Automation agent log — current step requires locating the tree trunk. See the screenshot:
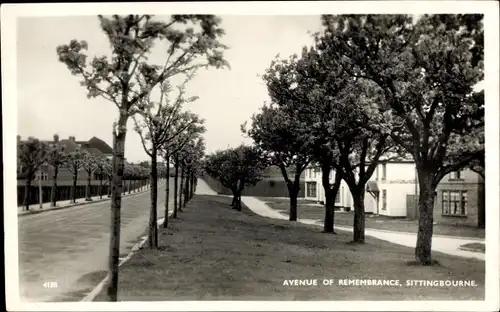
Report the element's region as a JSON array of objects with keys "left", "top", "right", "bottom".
[
  {"left": 287, "top": 182, "right": 299, "bottom": 222},
  {"left": 99, "top": 177, "right": 103, "bottom": 199},
  {"left": 148, "top": 148, "right": 158, "bottom": 249},
  {"left": 128, "top": 179, "right": 131, "bottom": 194},
  {"left": 50, "top": 167, "right": 59, "bottom": 207},
  {"left": 415, "top": 168, "right": 437, "bottom": 265},
  {"left": 236, "top": 190, "right": 242, "bottom": 211},
  {"left": 106, "top": 115, "right": 128, "bottom": 302},
  {"left": 231, "top": 185, "right": 238, "bottom": 208},
  {"left": 71, "top": 172, "right": 78, "bottom": 204},
  {"left": 163, "top": 155, "right": 170, "bottom": 228},
  {"left": 324, "top": 168, "right": 342, "bottom": 234},
  {"left": 179, "top": 167, "right": 185, "bottom": 211},
  {"left": 108, "top": 179, "right": 112, "bottom": 197},
  {"left": 351, "top": 186, "right": 366, "bottom": 243},
  {"left": 173, "top": 157, "right": 179, "bottom": 218},
  {"left": 24, "top": 179, "right": 31, "bottom": 211},
  {"left": 86, "top": 172, "right": 91, "bottom": 201},
  {"left": 190, "top": 174, "right": 195, "bottom": 199},
  {"left": 184, "top": 170, "right": 189, "bottom": 206}
]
